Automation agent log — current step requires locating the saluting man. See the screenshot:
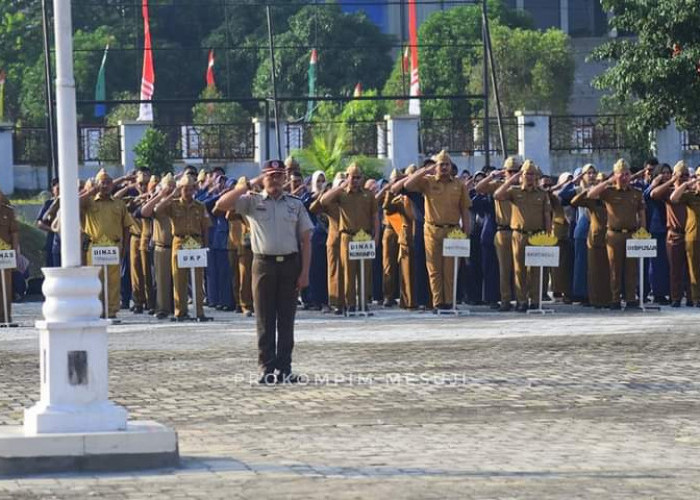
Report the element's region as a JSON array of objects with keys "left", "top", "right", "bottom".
[
  {"left": 215, "top": 160, "right": 313, "bottom": 384},
  {"left": 155, "top": 174, "right": 212, "bottom": 321},
  {"left": 404, "top": 150, "right": 471, "bottom": 311},
  {"left": 588, "top": 159, "right": 645, "bottom": 309},
  {"left": 80, "top": 169, "right": 137, "bottom": 319}
]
